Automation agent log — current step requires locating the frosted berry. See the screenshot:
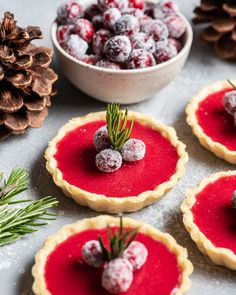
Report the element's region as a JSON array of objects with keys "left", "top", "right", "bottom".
[
  {"left": 82, "top": 54, "right": 98, "bottom": 65},
  {"left": 85, "top": 4, "right": 101, "bottom": 20},
  {"left": 94, "top": 125, "right": 110, "bottom": 152},
  {"left": 121, "top": 138, "right": 146, "bottom": 161},
  {"left": 57, "top": 1, "right": 84, "bottom": 24},
  {"left": 140, "top": 15, "right": 153, "bottom": 30},
  {"left": 57, "top": 25, "right": 73, "bottom": 45},
  {"left": 82, "top": 240, "right": 104, "bottom": 268},
  {"left": 74, "top": 18, "right": 94, "bottom": 42},
  {"left": 114, "top": 15, "right": 140, "bottom": 36},
  {"left": 96, "top": 149, "right": 122, "bottom": 173},
  {"left": 96, "top": 59, "right": 122, "bottom": 69},
  {"left": 129, "top": 0, "right": 145, "bottom": 10},
  {"left": 153, "top": 1, "right": 178, "bottom": 20},
  {"left": 122, "top": 8, "right": 144, "bottom": 19},
  {"left": 232, "top": 191, "right": 236, "bottom": 209},
  {"left": 66, "top": 34, "right": 88, "bottom": 59},
  {"left": 154, "top": 41, "right": 177, "bottom": 63},
  {"left": 223, "top": 90, "right": 236, "bottom": 116},
  {"left": 105, "top": 35, "right": 132, "bottom": 63},
  {"left": 98, "top": 0, "right": 128, "bottom": 11},
  {"left": 103, "top": 8, "right": 122, "bottom": 30},
  {"left": 143, "top": 19, "right": 169, "bottom": 41},
  {"left": 130, "top": 32, "right": 155, "bottom": 53},
  {"left": 127, "top": 49, "right": 155, "bottom": 69},
  {"left": 165, "top": 16, "right": 186, "bottom": 38},
  {"left": 168, "top": 37, "right": 182, "bottom": 52},
  {"left": 93, "top": 29, "right": 112, "bottom": 56},
  {"left": 102, "top": 258, "right": 133, "bottom": 293},
  {"left": 92, "top": 14, "right": 104, "bottom": 31},
  {"left": 123, "top": 241, "right": 148, "bottom": 271}
]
